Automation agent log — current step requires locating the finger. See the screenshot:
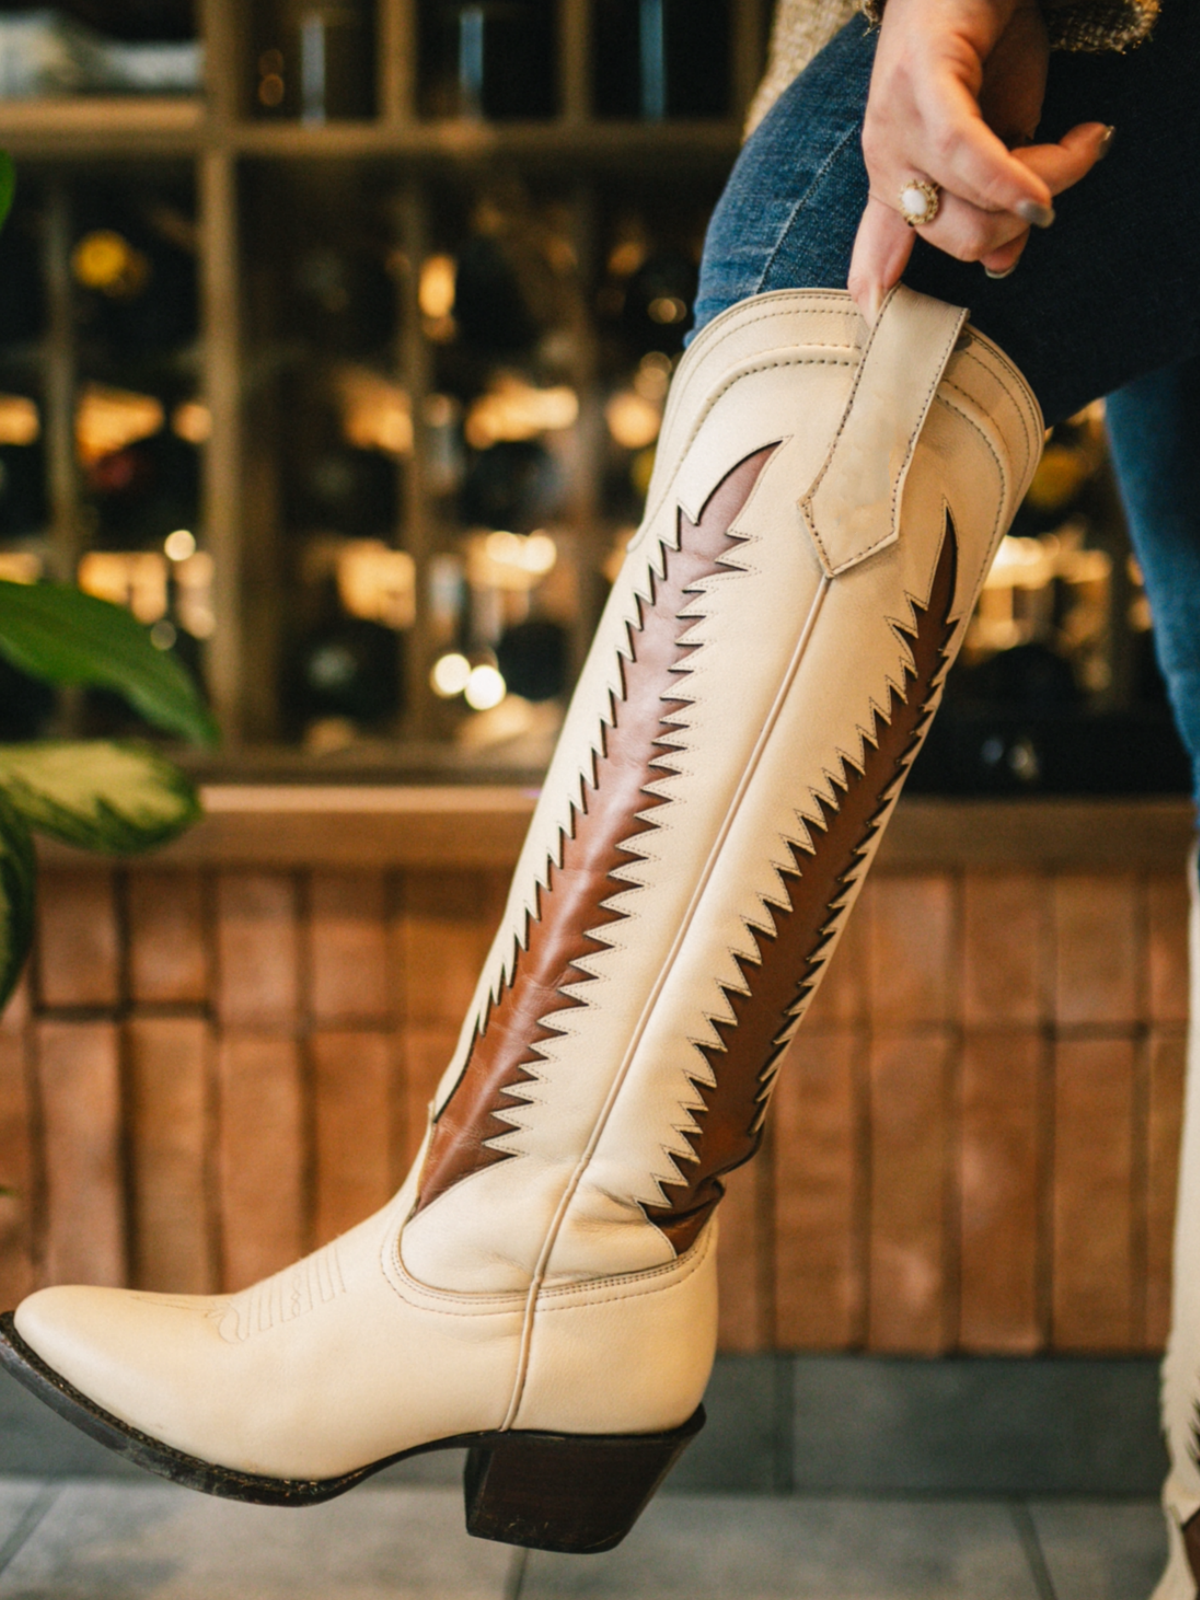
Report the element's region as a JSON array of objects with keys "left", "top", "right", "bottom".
[
  {"left": 887, "top": 188, "right": 1031, "bottom": 264},
  {"left": 1015, "top": 122, "right": 1112, "bottom": 198},
  {"left": 848, "top": 196, "right": 914, "bottom": 325},
  {"left": 980, "top": 230, "right": 1030, "bottom": 279},
  {"left": 904, "top": 73, "right": 1056, "bottom": 218}
]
